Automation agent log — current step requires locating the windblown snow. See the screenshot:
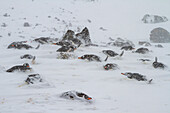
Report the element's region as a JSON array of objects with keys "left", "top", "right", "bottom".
[{"left": 0, "top": 0, "right": 170, "bottom": 113}]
